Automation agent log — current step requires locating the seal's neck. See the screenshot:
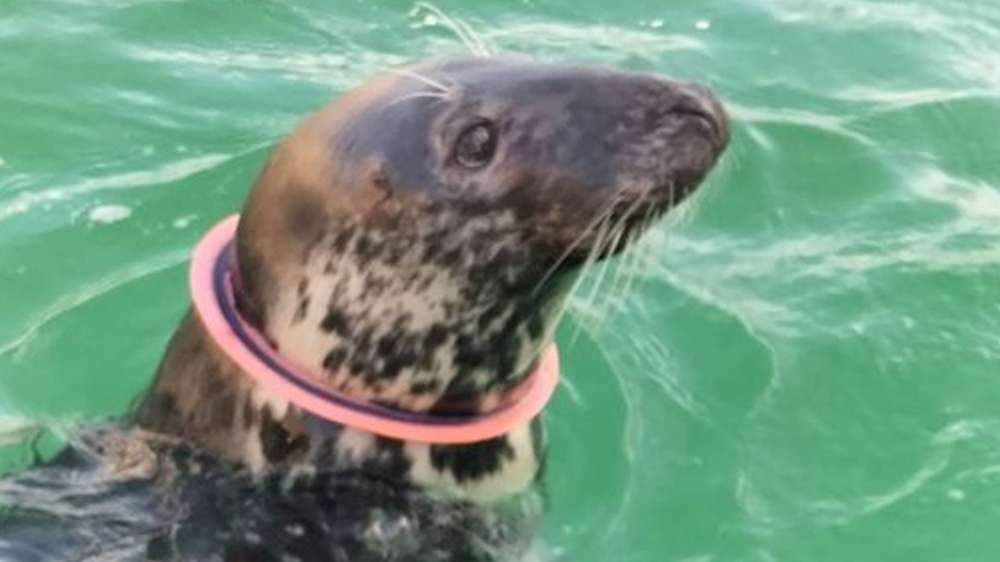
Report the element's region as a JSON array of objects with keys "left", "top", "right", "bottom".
[{"left": 238, "top": 210, "right": 573, "bottom": 418}]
